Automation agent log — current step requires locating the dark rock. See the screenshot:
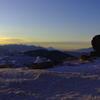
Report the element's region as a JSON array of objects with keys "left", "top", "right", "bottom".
[
  {"left": 89, "top": 51, "right": 100, "bottom": 57},
  {"left": 28, "top": 62, "right": 54, "bottom": 69},
  {"left": 91, "top": 35, "right": 100, "bottom": 51},
  {"left": 79, "top": 35, "right": 100, "bottom": 60},
  {"left": 52, "top": 60, "right": 63, "bottom": 65}
]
